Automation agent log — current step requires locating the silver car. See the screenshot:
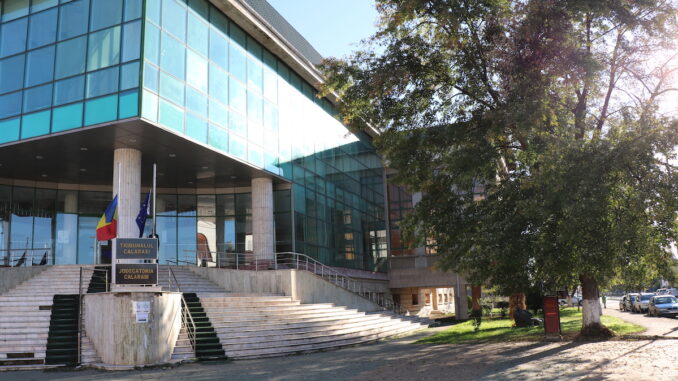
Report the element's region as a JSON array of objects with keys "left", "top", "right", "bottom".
[
  {"left": 648, "top": 296, "right": 678, "bottom": 317},
  {"left": 632, "top": 293, "right": 654, "bottom": 313}
]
